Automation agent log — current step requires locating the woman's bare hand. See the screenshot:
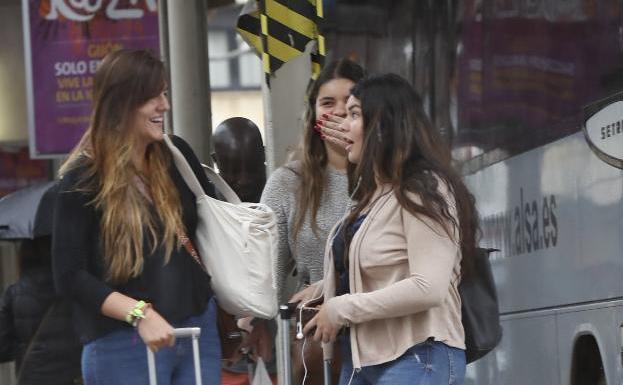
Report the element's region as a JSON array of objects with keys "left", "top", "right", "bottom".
[
  {"left": 316, "top": 114, "right": 351, "bottom": 149},
  {"left": 303, "top": 305, "right": 340, "bottom": 343},
  {"left": 289, "top": 284, "right": 321, "bottom": 305},
  {"left": 137, "top": 307, "right": 175, "bottom": 353}
]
